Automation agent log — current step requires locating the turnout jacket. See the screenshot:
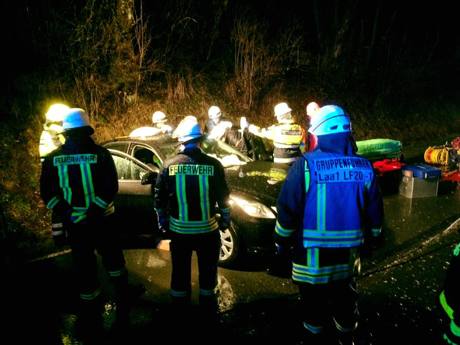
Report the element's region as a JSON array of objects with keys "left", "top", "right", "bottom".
[
  {"left": 154, "top": 146, "right": 230, "bottom": 234},
  {"left": 440, "top": 243, "right": 460, "bottom": 323},
  {"left": 40, "top": 135, "right": 118, "bottom": 224},
  {"left": 263, "top": 120, "right": 303, "bottom": 163},
  {"left": 275, "top": 133, "right": 383, "bottom": 249}
]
